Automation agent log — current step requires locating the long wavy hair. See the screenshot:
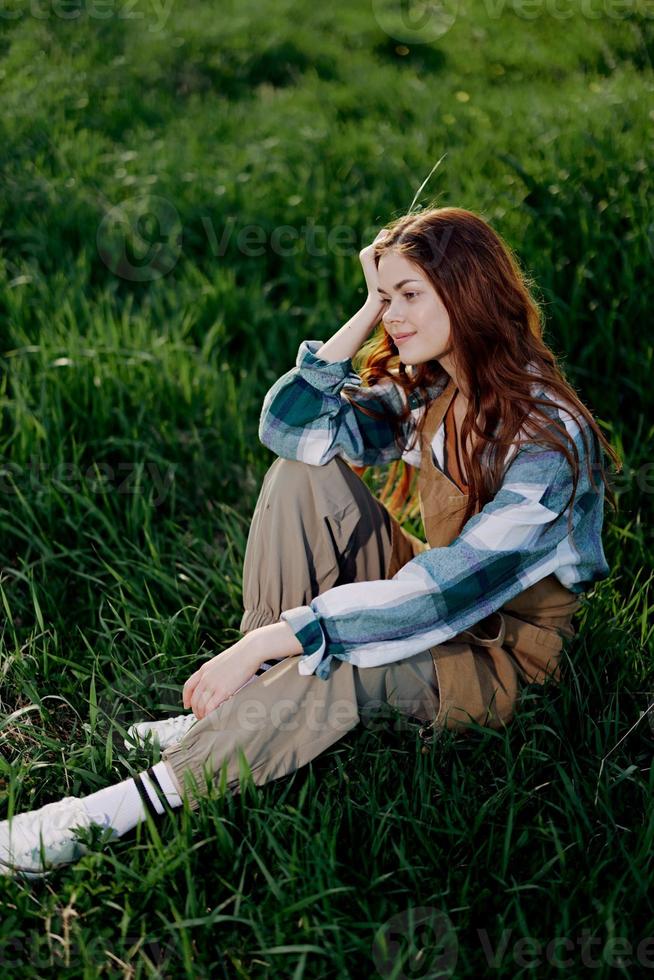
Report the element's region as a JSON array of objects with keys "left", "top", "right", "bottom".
[{"left": 343, "top": 206, "right": 622, "bottom": 536}]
